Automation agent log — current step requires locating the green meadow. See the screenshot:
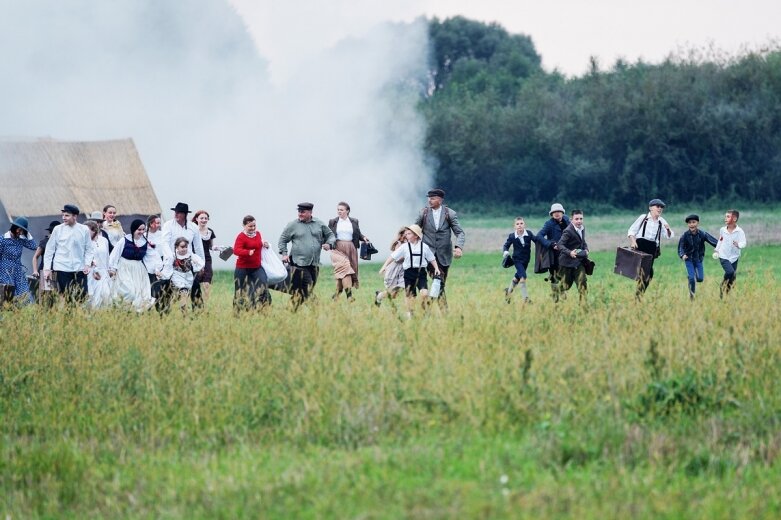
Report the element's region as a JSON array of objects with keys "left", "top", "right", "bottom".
[{"left": 2, "top": 244, "right": 781, "bottom": 518}]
